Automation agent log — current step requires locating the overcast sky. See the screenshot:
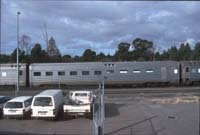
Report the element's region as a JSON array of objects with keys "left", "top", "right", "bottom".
[{"left": 1, "top": 0, "right": 200, "bottom": 56}]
